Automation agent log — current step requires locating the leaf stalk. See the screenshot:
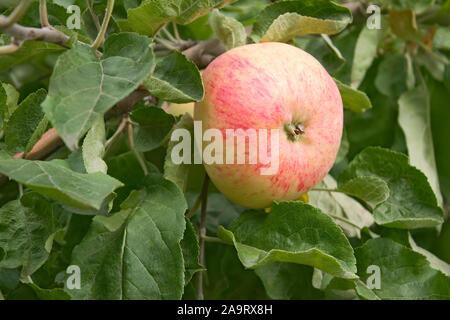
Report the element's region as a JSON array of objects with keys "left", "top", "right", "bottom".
[
  {"left": 91, "top": 0, "right": 115, "bottom": 50},
  {"left": 196, "top": 174, "right": 210, "bottom": 300}
]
